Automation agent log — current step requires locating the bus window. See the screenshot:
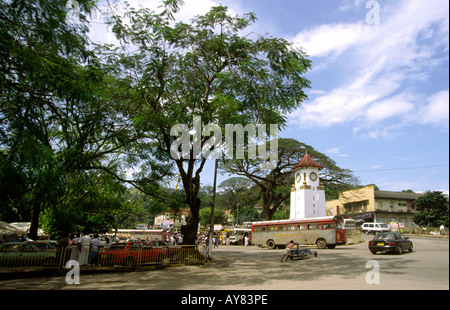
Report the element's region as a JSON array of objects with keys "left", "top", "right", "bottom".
[
  {"left": 288, "top": 224, "right": 297, "bottom": 231},
  {"left": 253, "top": 226, "right": 261, "bottom": 233},
  {"left": 307, "top": 223, "right": 317, "bottom": 230},
  {"left": 322, "top": 223, "right": 335, "bottom": 230},
  {"left": 270, "top": 225, "right": 278, "bottom": 231},
  {"left": 297, "top": 224, "right": 307, "bottom": 230},
  {"left": 262, "top": 226, "right": 269, "bottom": 232},
  {"left": 279, "top": 225, "right": 287, "bottom": 231}
]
